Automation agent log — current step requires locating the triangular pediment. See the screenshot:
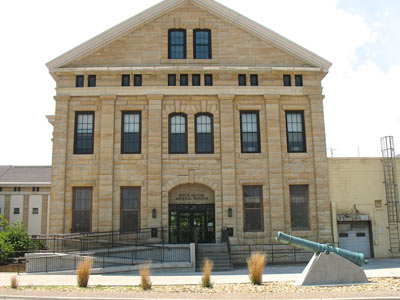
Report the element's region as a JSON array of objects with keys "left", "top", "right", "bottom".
[{"left": 47, "top": 0, "right": 331, "bottom": 71}]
